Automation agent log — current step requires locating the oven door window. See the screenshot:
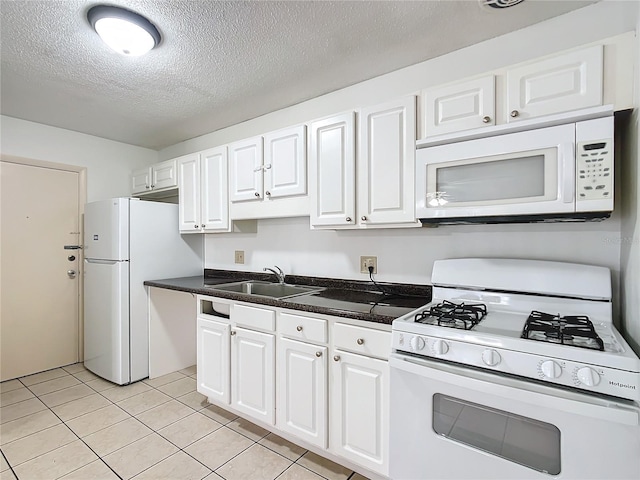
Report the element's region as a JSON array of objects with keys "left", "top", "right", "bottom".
[
  {"left": 433, "top": 394, "right": 561, "bottom": 475},
  {"left": 427, "top": 147, "right": 558, "bottom": 207}
]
